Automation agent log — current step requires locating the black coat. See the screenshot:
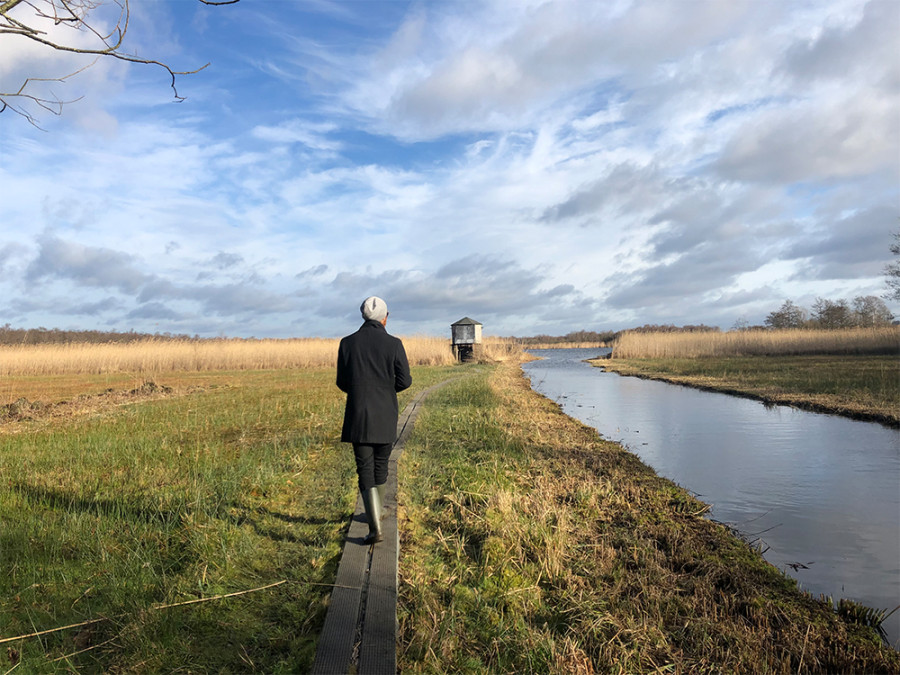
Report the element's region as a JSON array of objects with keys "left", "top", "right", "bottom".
[{"left": 336, "top": 320, "right": 412, "bottom": 444}]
